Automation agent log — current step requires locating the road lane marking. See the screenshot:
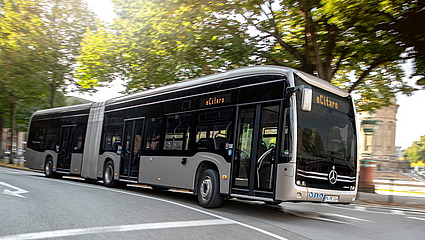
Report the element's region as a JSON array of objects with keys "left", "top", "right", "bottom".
[
  {"left": 407, "top": 216, "right": 425, "bottom": 221},
  {"left": 390, "top": 210, "right": 405, "bottom": 215},
  {"left": 28, "top": 176, "right": 288, "bottom": 240},
  {"left": 326, "top": 213, "right": 371, "bottom": 222},
  {"left": 286, "top": 210, "right": 371, "bottom": 224},
  {"left": 354, "top": 206, "right": 366, "bottom": 211},
  {"left": 0, "top": 182, "right": 29, "bottom": 198},
  {"left": 327, "top": 204, "right": 414, "bottom": 216},
  {"left": 286, "top": 210, "right": 351, "bottom": 224},
  {"left": 0, "top": 219, "right": 234, "bottom": 240},
  {"left": 0, "top": 168, "right": 27, "bottom": 174}
]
